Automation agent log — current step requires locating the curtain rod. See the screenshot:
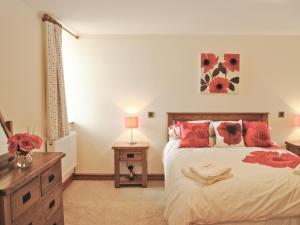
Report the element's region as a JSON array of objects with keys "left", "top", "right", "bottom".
[{"left": 42, "top": 14, "right": 79, "bottom": 39}]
